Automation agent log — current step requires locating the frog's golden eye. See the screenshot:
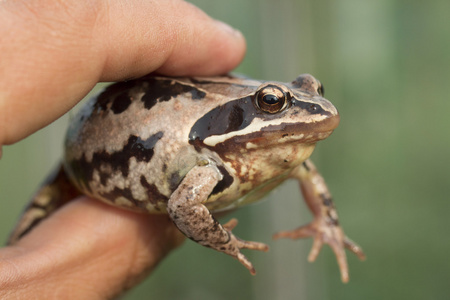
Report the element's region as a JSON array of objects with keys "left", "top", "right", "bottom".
[
  {"left": 255, "top": 85, "right": 289, "bottom": 114},
  {"left": 317, "top": 82, "right": 324, "bottom": 96}
]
